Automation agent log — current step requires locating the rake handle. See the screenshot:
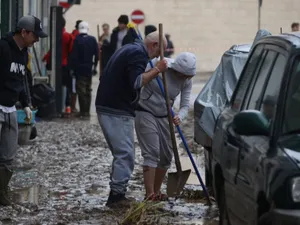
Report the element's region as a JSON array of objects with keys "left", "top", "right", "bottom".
[{"left": 159, "top": 24, "right": 182, "bottom": 173}]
